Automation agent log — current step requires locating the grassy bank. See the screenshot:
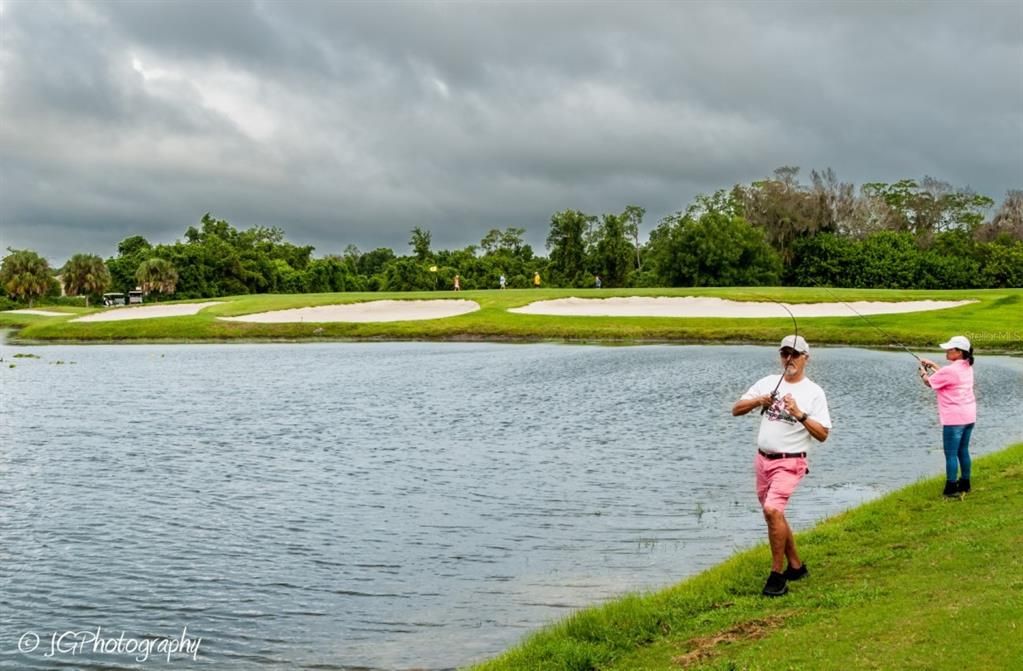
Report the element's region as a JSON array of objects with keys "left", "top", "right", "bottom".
[
  {"left": 2, "top": 287, "right": 1021, "bottom": 352},
  {"left": 471, "top": 443, "right": 1023, "bottom": 671}
]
